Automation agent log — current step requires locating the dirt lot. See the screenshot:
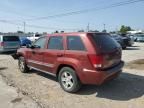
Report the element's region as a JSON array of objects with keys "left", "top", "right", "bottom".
[
  {"left": 0, "top": 42, "right": 144, "bottom": 108},
  {"left": 125, "top": 59, "right": 144, "bottom": 70},
  {"left": 0, "top": 75, "right": 40, "bottom": 108}
]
